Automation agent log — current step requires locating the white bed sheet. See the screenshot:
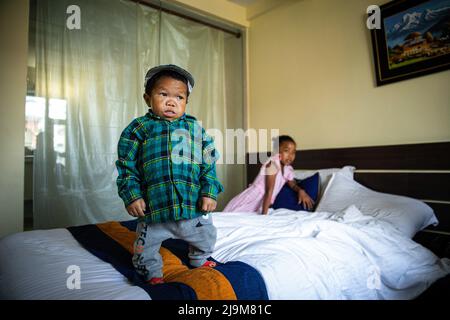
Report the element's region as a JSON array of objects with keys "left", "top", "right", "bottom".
[
  {"left": 0, "top": 229, "right": 150, "bottom": 300},
  {"left": 212, "top": 207, "right": 450, "bottom": 300},
  {"left": 1, "top": 207, "right": 449, "bottom": 300}
]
